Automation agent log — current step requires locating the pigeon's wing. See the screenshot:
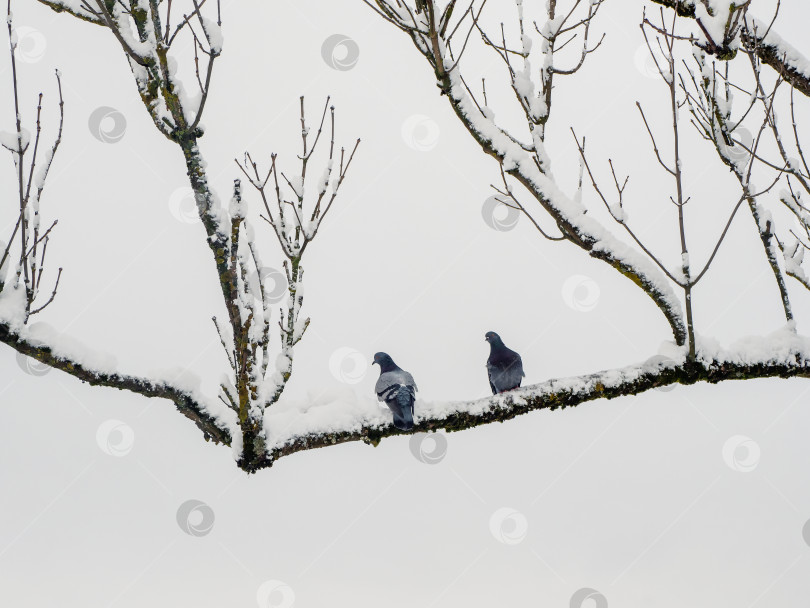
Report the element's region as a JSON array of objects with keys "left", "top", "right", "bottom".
[
  {"left": 501, "top": 352, "right": 524, "bottom": 390},
  {"left": 376, "top": 369, "right": 414, "bottom": 394},
  {"left": 403, "top": 371, "right": 418, "bottom": 392},
  {"left": 387, "top": 387, "right": 415, "bottom": 430},
  {"left": 376, "top": 369, "right": 416, "bottom": 430},
  {"left": 486, "top": 361, "right": 498, "bottom": 394},
  {"left": 488, "top": 352, "right": 523, "bottom": 392},
  {"left": 375, "top": 371, "right": 396, "bottom": 400},
  {"left": 376, "top": 369, "right": 416, "bottom": 400}
]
